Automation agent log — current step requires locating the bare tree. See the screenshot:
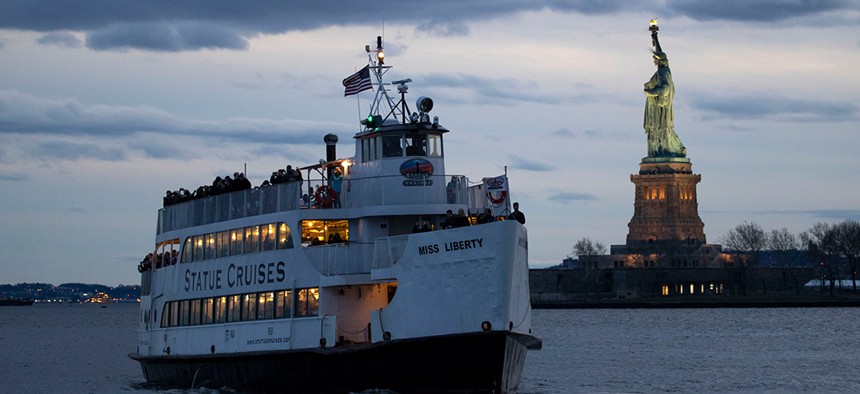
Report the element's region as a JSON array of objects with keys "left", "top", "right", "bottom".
[
  {"left": 720, "top": 221, "right": 766, "bottom": 294},
  {"left": 831, "top": 220, "right": 860, "bottom": 292},
  {"left": 768, "top": 227, "right": 802, "bottom": 294},
  {"left": 801, "top": 222, "right": 839, "bottom": 296},
  {"left": 570, "top": 237, "right": 607, "bottom": 258}
]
